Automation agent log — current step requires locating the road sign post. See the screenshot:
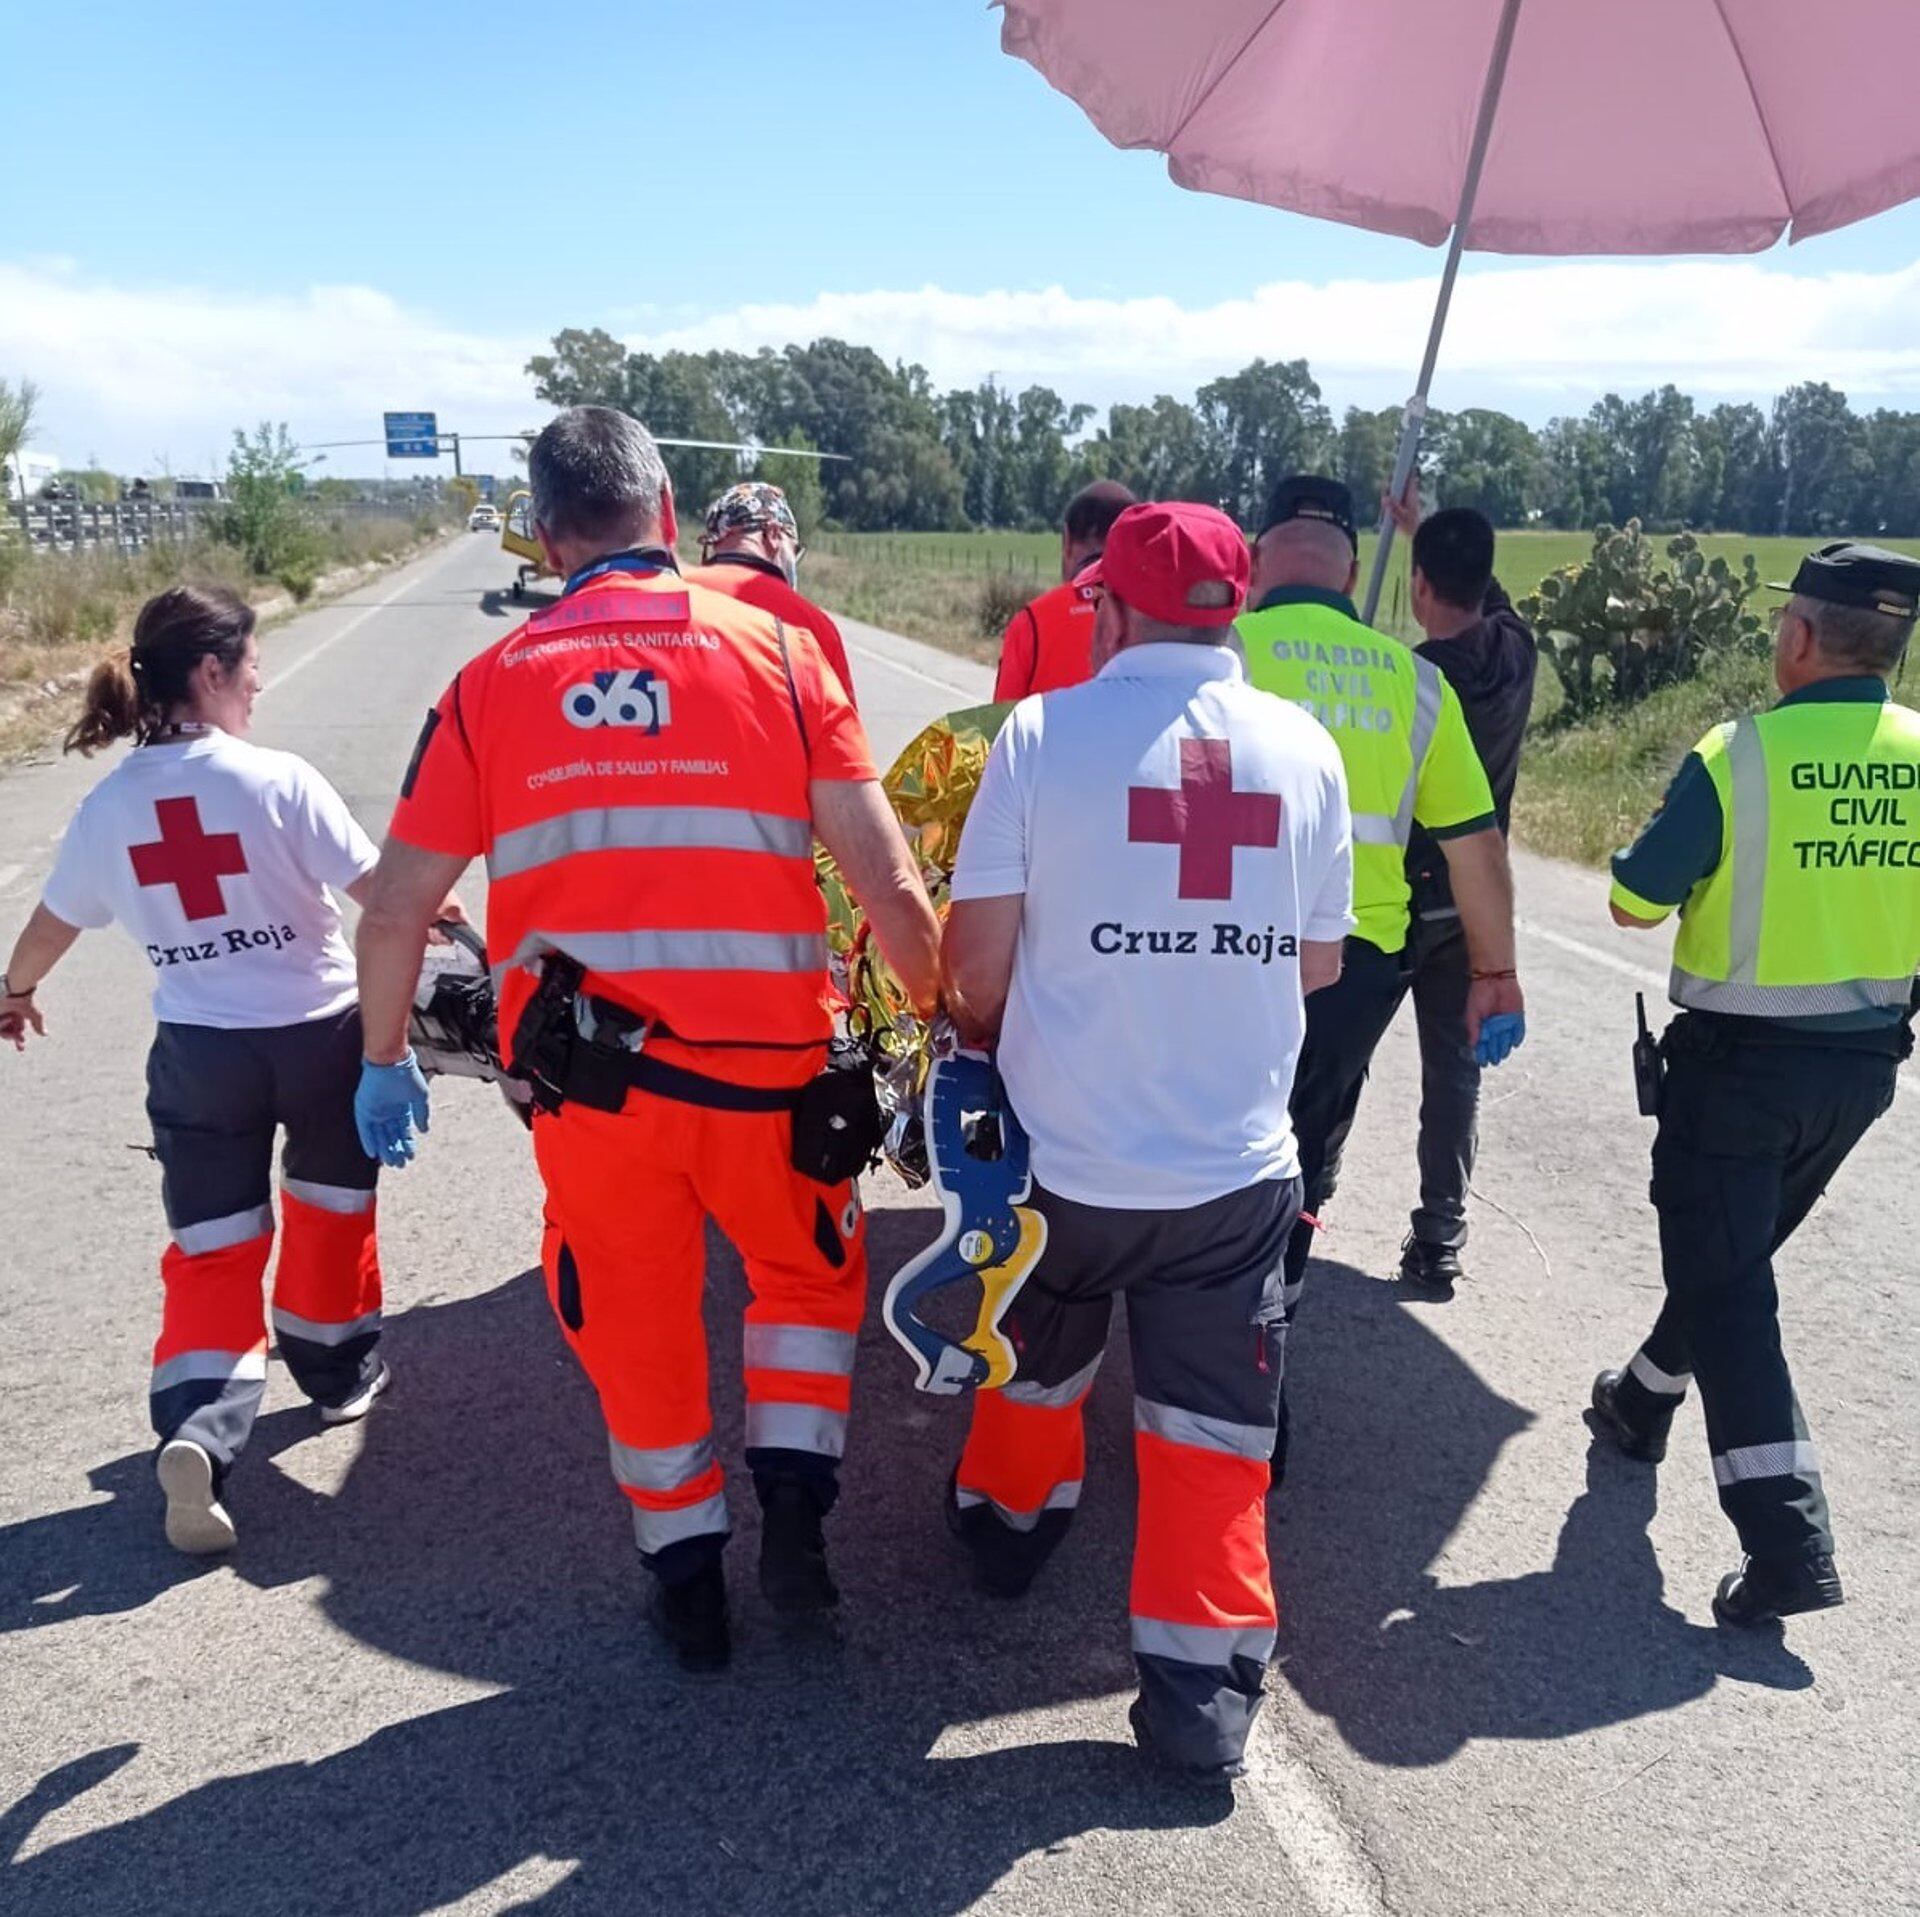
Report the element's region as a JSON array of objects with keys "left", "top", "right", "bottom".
[{"left": 383, "top": 411, "right": 439, "bottom": 459}]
